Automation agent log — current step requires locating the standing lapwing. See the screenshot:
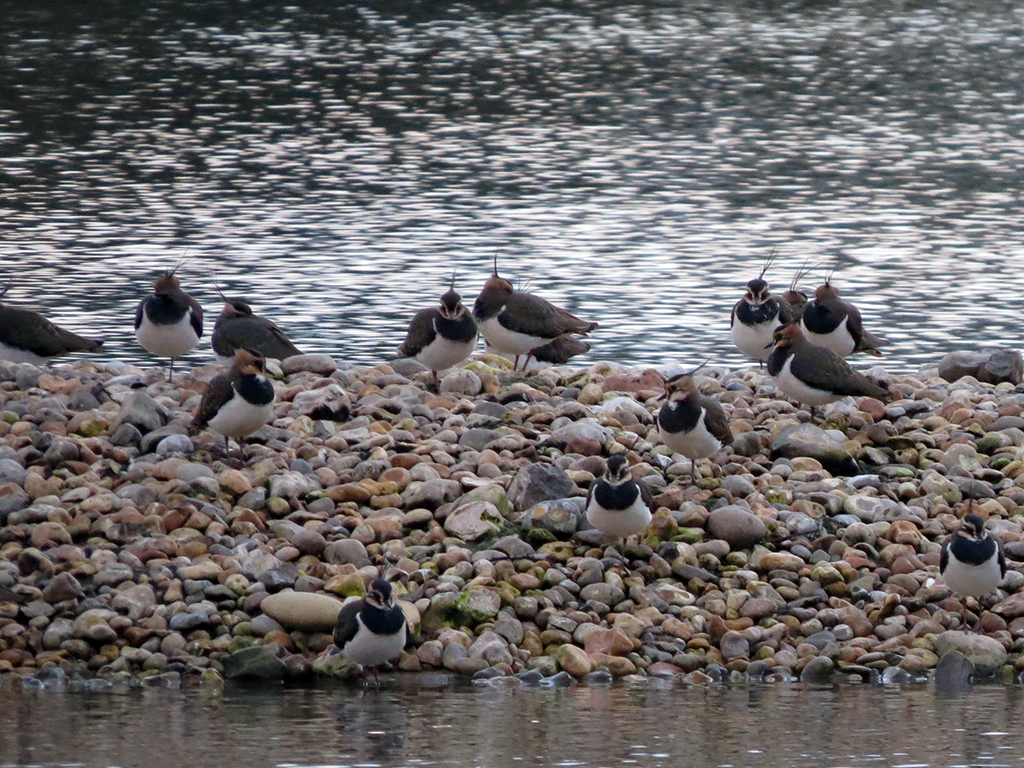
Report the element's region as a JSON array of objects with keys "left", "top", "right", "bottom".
[
  {"left": 135, "top": 264, "right": 203, "bottom": 381},
  {"left": 766, "top": 323, "right": 888, "bottom": 418},
  {"left": 211, "top": 289, "right": 303, "bottom": 366},
  {"left": 657, "top": 364, "right": 733, "bottom": 484},
  {"left": 730, "top": 252, "right": 798, "bottom": 368},
  {"left": 473, "top": 256, "right": 597, "bottom": 371},
  {"left": 332, "top": 578, "right": 408, "bottom": 685},
  {"left": 398, "top": 276, "right": 478, "bottom": 384},
  {"left": 800, "top": 271, "right": 889, "bottom": 357},
  {"left": 0, "top": 279, "right": 102, "bottom": 365},
  {"left": 585, "top": 455, "right": 654, "bottom": 547},
  {"left": 192, "top": 349, "right": 275, "bottom": 454},
  {"left": 941, "top": 512, "right": 1006, "bottom": 632}
]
